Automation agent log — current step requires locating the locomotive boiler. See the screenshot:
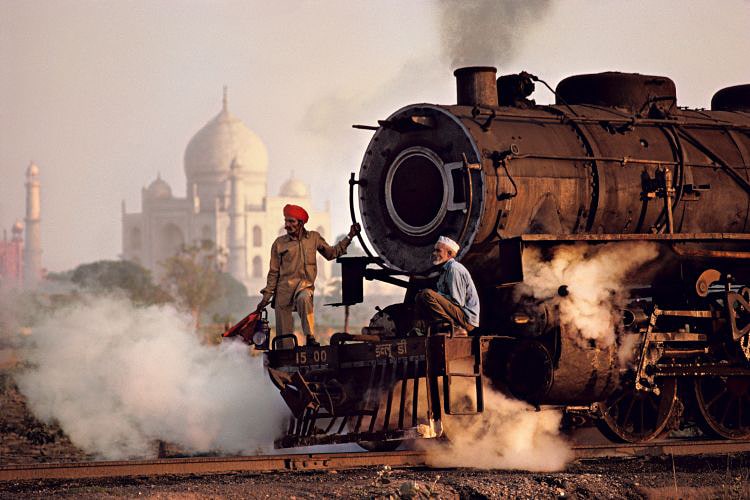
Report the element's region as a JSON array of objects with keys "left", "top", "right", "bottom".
[{"left": 263, "top": 67, "right": 750, "bottom": 448}]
